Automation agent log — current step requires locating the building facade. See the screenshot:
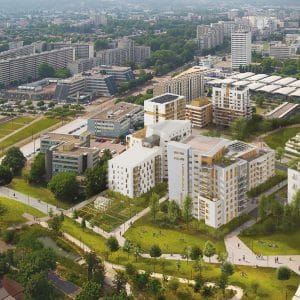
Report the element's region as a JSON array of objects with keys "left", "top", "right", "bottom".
[
  {"left": 212, "top": 84, "right": 252, "bottom": 126},
  {"left": 153, "top": 66, "right": 204, "bottom": 103},
  {"left": 51, "top": 42, "right": 94, "bottom": 59},
  {"left": 288, "top": 162, "right": 300, "bottom": 203},
  {"left": 186, "top": 99, "right": 213, "bottom": 128},
  {"left": 231, "top": 31, "right": 252, "bottom": 69},
  {"left": 144, "top": 93, "right": 186, "bottom": 126}
]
